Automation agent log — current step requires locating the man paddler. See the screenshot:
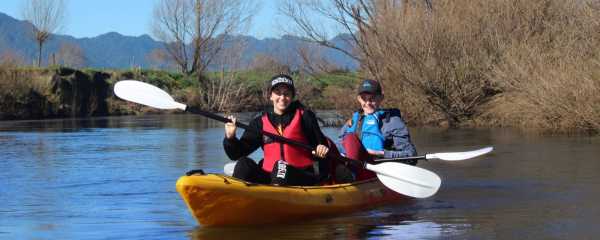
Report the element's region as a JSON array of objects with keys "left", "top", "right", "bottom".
[{"left": 338, "top": 79, "right": 417, "bottom": 181}]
